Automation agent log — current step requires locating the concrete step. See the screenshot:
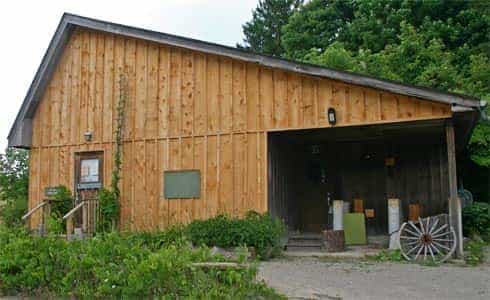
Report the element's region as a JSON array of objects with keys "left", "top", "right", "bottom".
[
  {"left": 287, "top": 234, "right": 323, "bottom": 251},
  {"left": 289, "top": 233, "right": 322, "bottom": 240},
  {"left": 287, "top": 244, "right": 323, "bottom": 248},
  {"left": 287, "top": 244, "right": 323, "bottom": 251}
]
